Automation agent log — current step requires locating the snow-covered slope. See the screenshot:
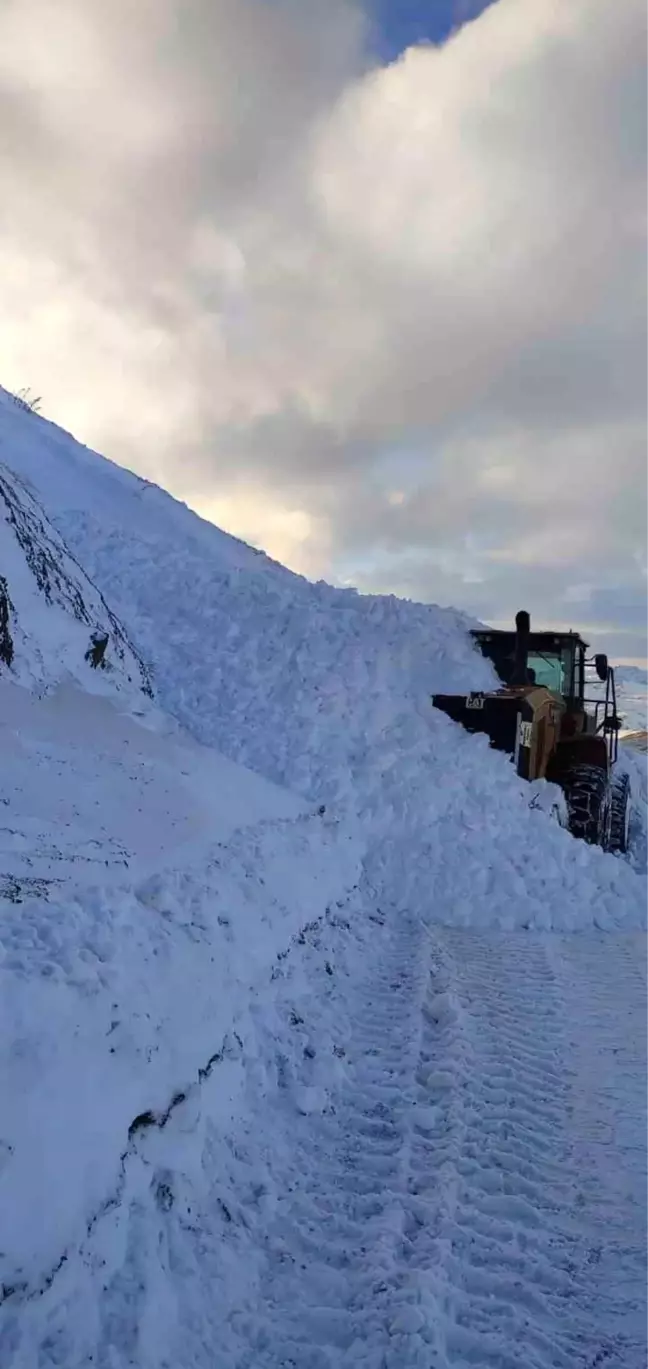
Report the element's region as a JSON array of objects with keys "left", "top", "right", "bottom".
[
  {"left": 0, "top": 457, "right": 152, "bottom": 699},
  {"left": 1, "top": 387, "right": 644, "bottom": 931},
  {"left": 0, "top": 387, "right": 293, "bottom": 584}
]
